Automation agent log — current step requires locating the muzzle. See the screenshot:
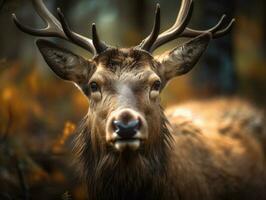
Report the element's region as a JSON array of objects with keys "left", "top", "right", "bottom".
[{"left": 106, "top": 108, "right": 148, "bottom": 152}]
